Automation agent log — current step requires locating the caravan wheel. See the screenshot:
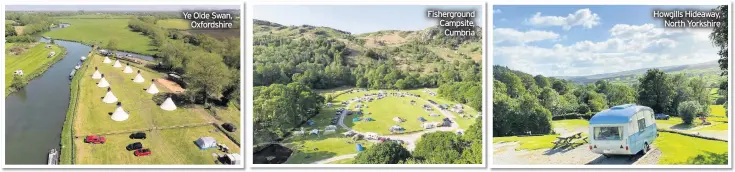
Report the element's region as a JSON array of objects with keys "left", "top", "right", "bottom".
[{"left": 643, "top": 143, "right": 650, "bottom": 154}]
